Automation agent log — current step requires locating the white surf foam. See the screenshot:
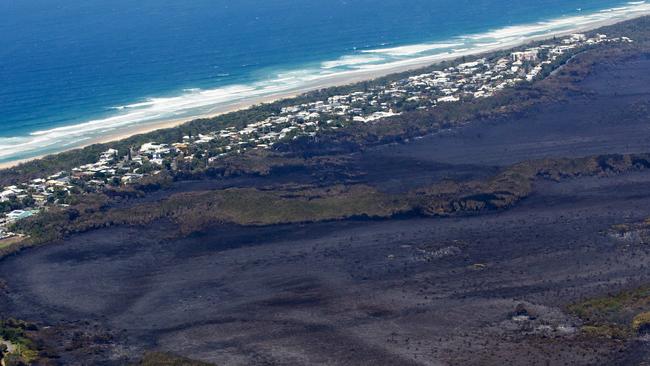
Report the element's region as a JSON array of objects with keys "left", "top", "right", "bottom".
[
  {"left": 321, "top": 55, "right": 386, "bottom": 69},
  {"left": 362, "top": 42, "right": 464, "bottom": 56}
]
